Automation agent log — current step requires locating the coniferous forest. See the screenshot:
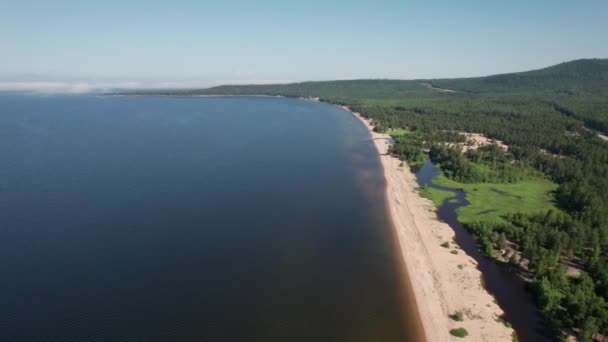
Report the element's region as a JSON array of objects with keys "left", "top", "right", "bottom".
[{"left": 124, "top": 59, "right": 608, "bottom": 340}]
